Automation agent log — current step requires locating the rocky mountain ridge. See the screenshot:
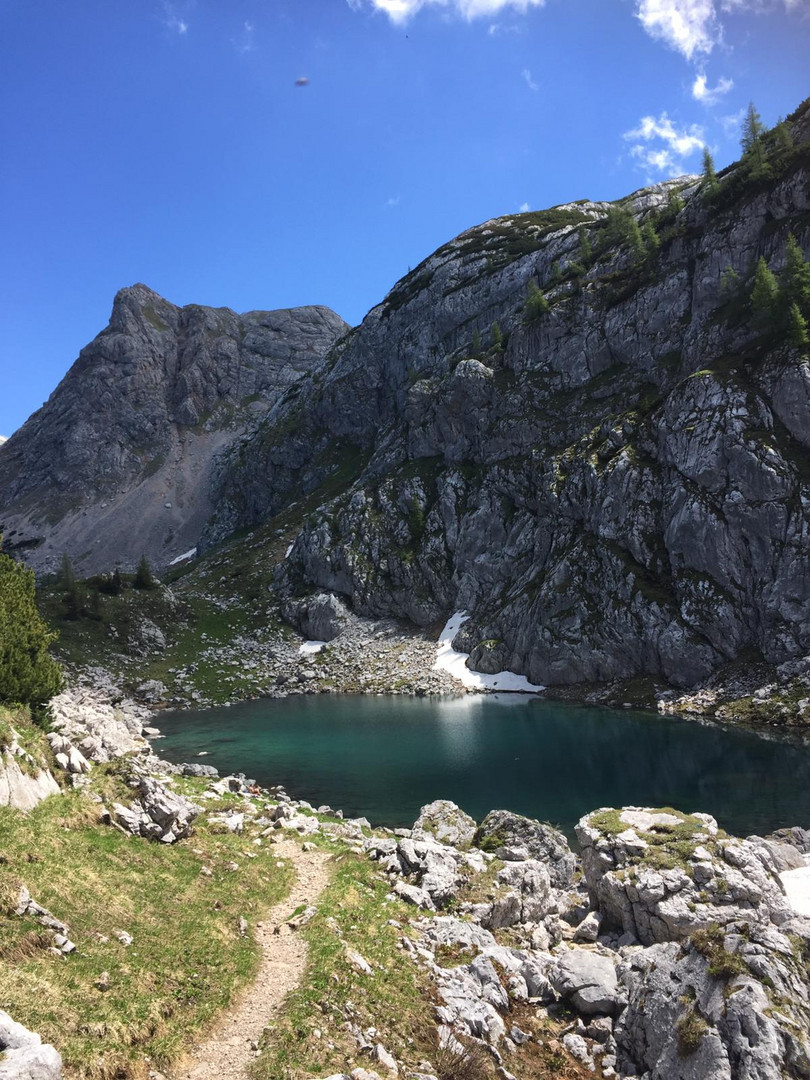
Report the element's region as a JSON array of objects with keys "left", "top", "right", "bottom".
[
  {"left": 202, "top": 99, "right": 810, "bottom": 690},
  {"left": 0, "top": 285, "right": 347, "bottom": 574}
]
